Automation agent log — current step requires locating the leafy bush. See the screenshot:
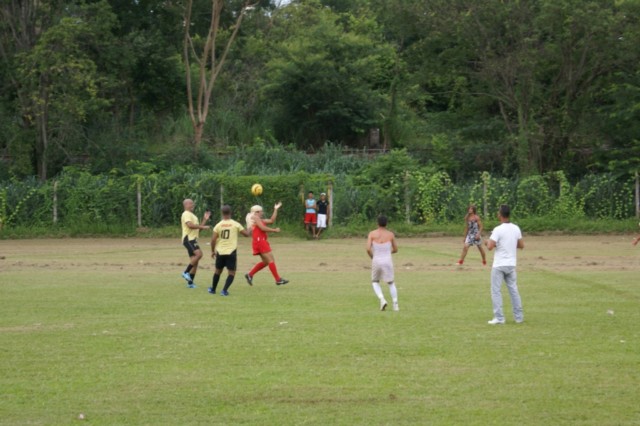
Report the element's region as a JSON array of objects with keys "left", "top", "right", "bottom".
[
  {"left": 575, "top": 173, "right": 634, "bottom": 219},
  {"left": 55, "top": 167, "right": 136, "bottom": 226},
  {"left": 516, "top": 175, "right": 553, "bottom": 217},
  {"left": 0, "top": 176, "right": 47, "bottom": 228},
  {"left": 413, "top": 171, "right": 456, "bottom": 223},
  {"left": 1, "top": 164, "right": 637, "bottom": 231}
]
